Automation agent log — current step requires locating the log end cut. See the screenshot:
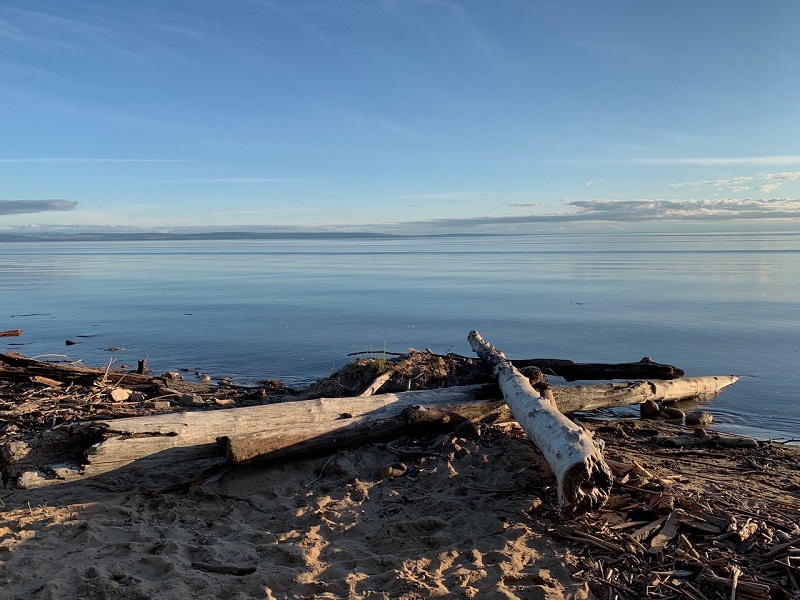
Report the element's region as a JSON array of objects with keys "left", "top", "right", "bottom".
[{"left": 560, "top": 453, "right": 614, "bottom": 514}]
